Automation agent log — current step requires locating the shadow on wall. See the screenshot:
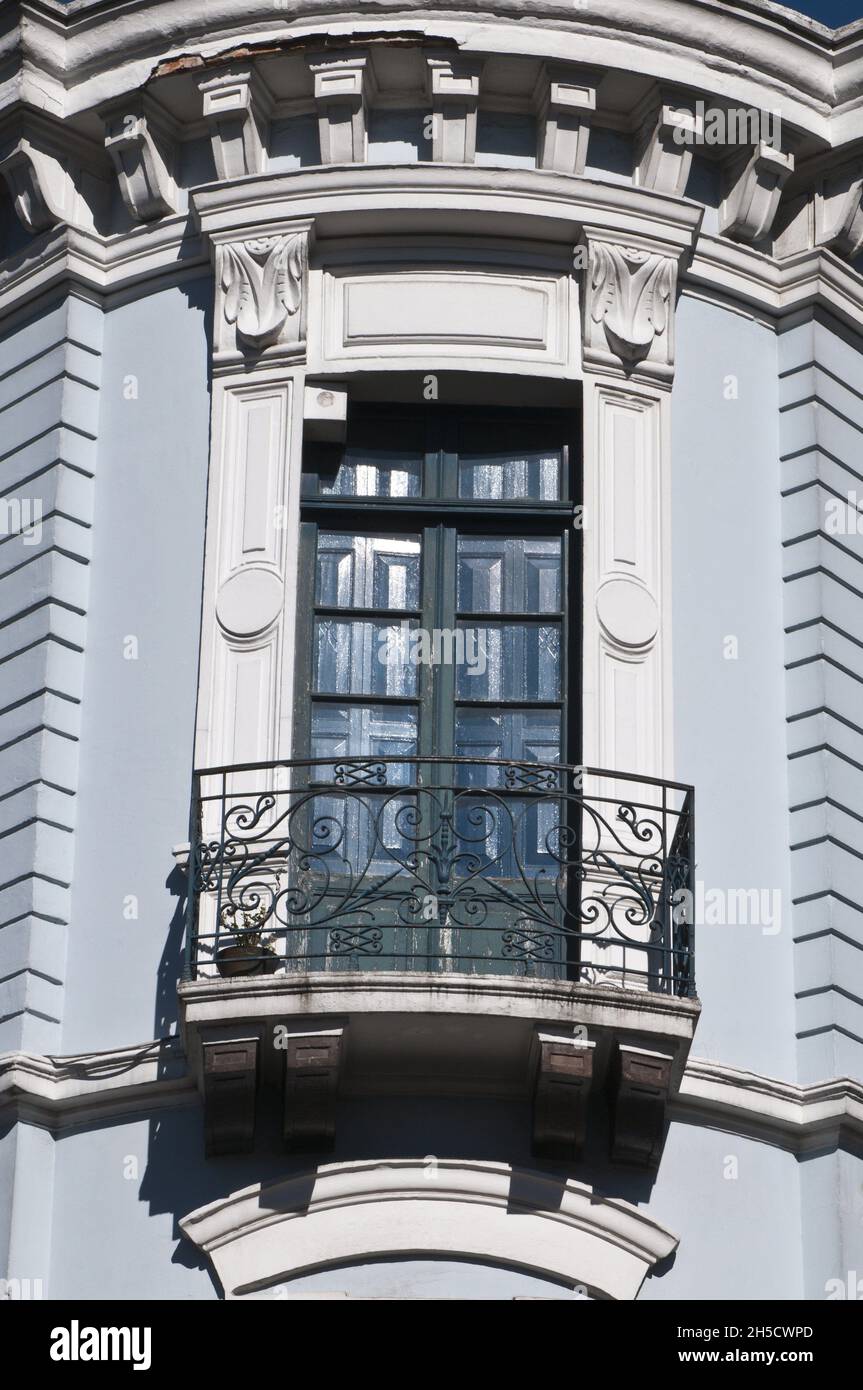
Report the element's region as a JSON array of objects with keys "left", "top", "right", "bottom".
[
  {"left": 135, "top": 1093, "right": 673, "bottom": 1293},
  {"left": 153, "top": 865, "right": 186, "bottom": 1043},
  {"left": 151, "top": 268, "right": 214, "bottom": 1041}
]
